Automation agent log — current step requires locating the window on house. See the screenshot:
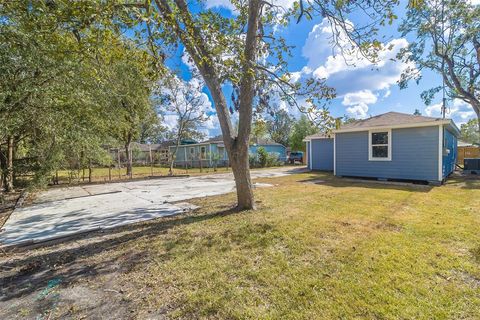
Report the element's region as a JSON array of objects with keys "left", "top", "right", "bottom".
[
  {"left": 218, "top": 147, "right": 224, "bottom": 159},
  {"left": 189, "top": 147, "right": 195, "bottom": 158},
  {"left": 200, "top": 146, "right": 206, "bottom": 159},
  {"left": 369, "top": 130, "right": 391, "bottom": 161}
]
